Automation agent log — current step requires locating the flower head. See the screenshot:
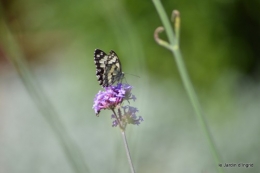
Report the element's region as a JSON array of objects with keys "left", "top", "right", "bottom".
[
  {"left": 93, "top": 83, "right": 143, "bottom": 129},
  {"left": 111, "top": 105, "right": 143, "bottom": 127},
  {"left": 93, "top": 83, "right": 135, "bottom": 116}
]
